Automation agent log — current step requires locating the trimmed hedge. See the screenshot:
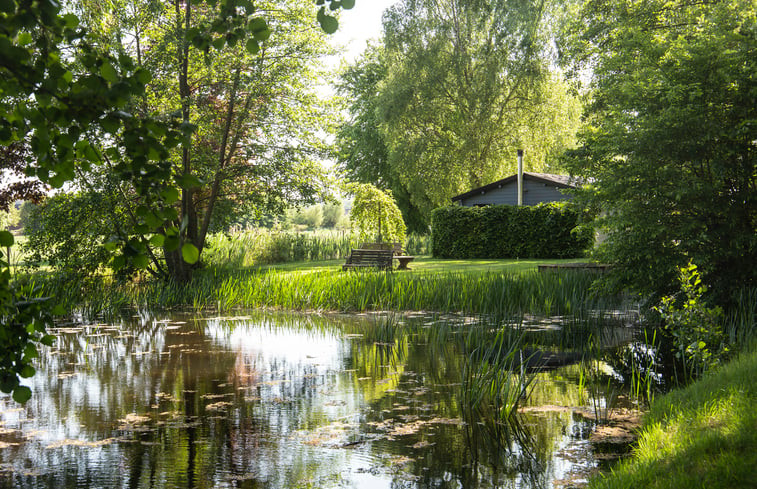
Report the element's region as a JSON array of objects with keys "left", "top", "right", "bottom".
[{"left": 431, "top": 203, "right": 593, "bottom": 259}]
